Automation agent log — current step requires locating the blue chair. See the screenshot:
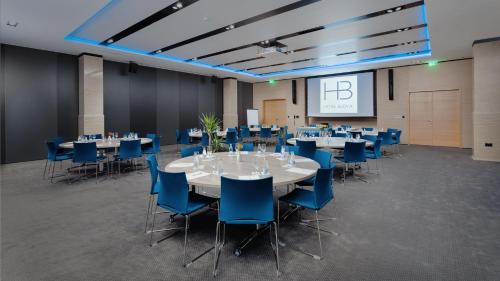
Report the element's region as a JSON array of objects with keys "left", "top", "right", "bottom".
[
  {"left": 200, "top": 132, "right": 209, "bottom": 147},
  {"left": 144, "top": 155, "right": 162, "bottom": 233},
  {"left": 335, "top": 141, "right": 367, "bottom": 182},
  {"left": 150, "top": 170, "right": 217, "bottom": 266},
  {"left": 115, "top": 139, "right": 143, "bottom": 175},
  {"left": 227, "top": 127, "right": 237, "bottom": 133},
  {"left": 84, "top": 134, "right": 103, "bottom": 139},
  {"left": 296, "top": 150, "right": 334, "bottom": 187},
  {"left": 179, "top": 130, "right": 191, "bottom": 146},
  {"left": 361, "top": 135, "right": 378, "bottom": 151},
  {"left": 340, "top": 124, "right": 351, "bottom": 130},
  {"left": 260, "top": 127, "right": 272, "bottom": 144},
  {"left": 286, "top": 133, "right": 294, "bottom": 140},
  {"left": 241, "top": 143, "right": 254, "bottom": 151},
  {"left": 279, "top": 167, "right": 335, "bottom": 260},
  {"left": 365, "top": 139, "right": 382, "bottom": 174},
  {"left": 45, "top": 141, "right": 73, "bottom": 182},
  {"left": 239, "top": 127, "right": 250, "bottom": 142},
  {"left": 213, "top": 176, "right": 279, "bottom": 276},
  {"left": 225, "top": 131, "right": 238, "bottom": 147},
  {"left": 392, "top": 130, "right": 402, "bottom": 153},
  {"left": 334, "top": 132, "right": 348, "bottom": 138},
  {"left": 72, "top": 142, "right": 107, "bottom": 183},
  {"left": 296, "top": 139, "right": 316, "bottom": 160},
  {"left": 175, "top": 129, "right": 181, "bottom": 149},
  {"left": 180, "top": 146, "right": 203, "bottom": 158},
  {"left": 143, "top": 134, "right": 161, "bottom": 155},
  {"left": 362, "top": 127, "right": 374, "bottom": 131},
  {"left": 378, "top": 131, "right": 394, "bottom": 154},
  {"left": 309, "top": 124, "right": 317, "bottom": 127}
]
